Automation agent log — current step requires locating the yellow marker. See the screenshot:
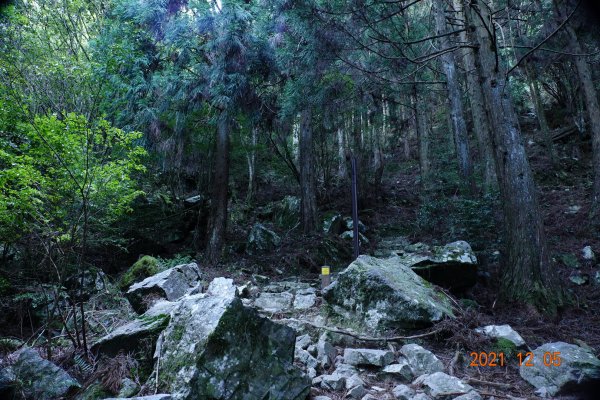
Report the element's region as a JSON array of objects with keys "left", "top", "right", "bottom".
[{"left": 321, "top": 266, "right": 330, "bottom": 275}]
